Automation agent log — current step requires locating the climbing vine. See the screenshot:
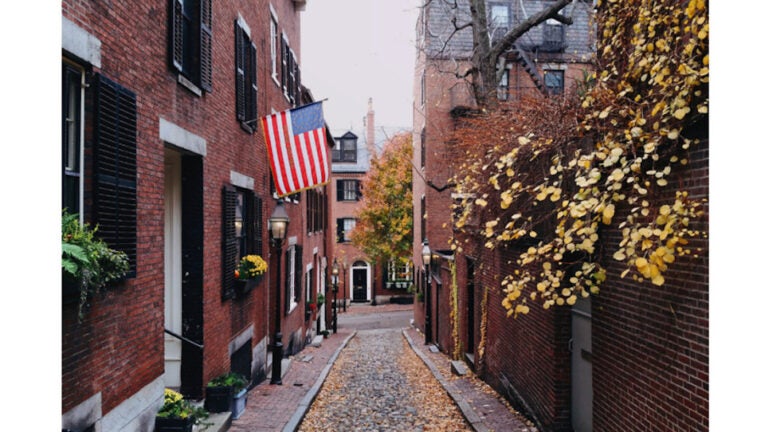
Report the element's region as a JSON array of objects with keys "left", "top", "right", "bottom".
[
  {"left": 449, "top": 0, "right": 708, "bottom": 317},
  {"left": 449, "top": 260, "right": 462, "bottom": 360},
  {"left": 476, "top": 281, "right": 489, "bottom": 373}
]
